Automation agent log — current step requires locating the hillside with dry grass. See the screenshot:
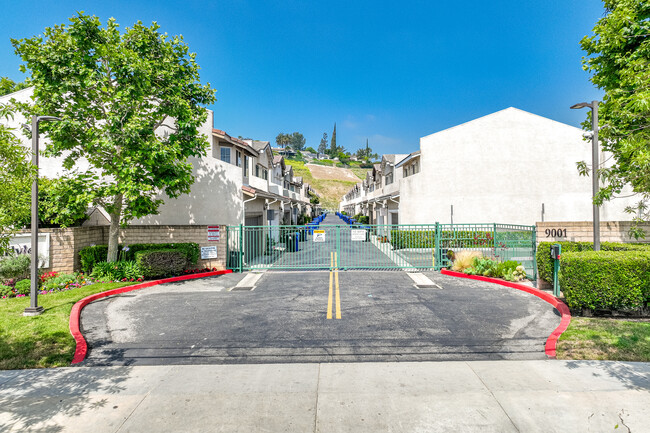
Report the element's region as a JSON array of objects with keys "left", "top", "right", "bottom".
[{"left": 285, "top": 160, "right": 369, "bottom": 210}]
